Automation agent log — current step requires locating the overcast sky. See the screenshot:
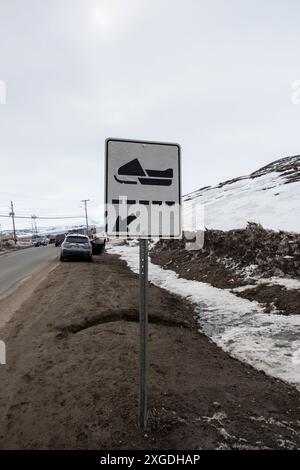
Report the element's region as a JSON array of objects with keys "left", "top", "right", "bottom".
[{"left": 1, "top": 0, "right": 300, "bottom": 230}]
